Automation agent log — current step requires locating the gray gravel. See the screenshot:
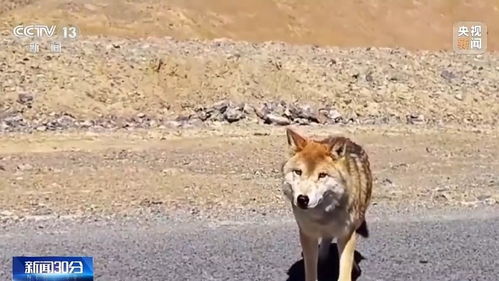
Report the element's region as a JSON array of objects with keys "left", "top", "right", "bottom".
[
  {"left": 1, "top": 35, "right": 498, "bottom": 133},
  {"left": 0, "top": 207, "right": 498, "bottom": 281}
]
